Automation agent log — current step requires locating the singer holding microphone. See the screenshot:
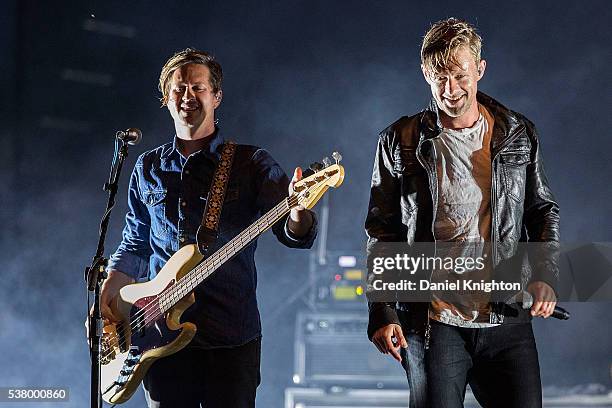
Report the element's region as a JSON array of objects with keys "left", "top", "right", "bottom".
[
  {"left": 365, "top": 18, "right": 560, "bottom": 408},
  {"left": 93, "top": 48, "right": 317, "bottom": 407}
]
